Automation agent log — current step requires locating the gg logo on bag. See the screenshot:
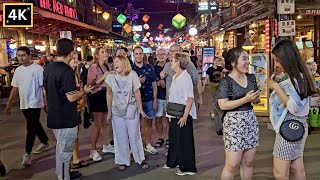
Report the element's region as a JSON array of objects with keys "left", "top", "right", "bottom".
[{"left": 289, "top": 122, "right": 299, "bottom": 130}]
